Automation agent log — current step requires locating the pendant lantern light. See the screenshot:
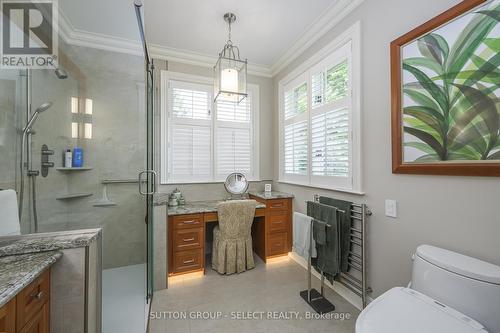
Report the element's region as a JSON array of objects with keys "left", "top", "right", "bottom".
[{"left": 214, "top": 13, "right": 247, "bottom": 103}]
